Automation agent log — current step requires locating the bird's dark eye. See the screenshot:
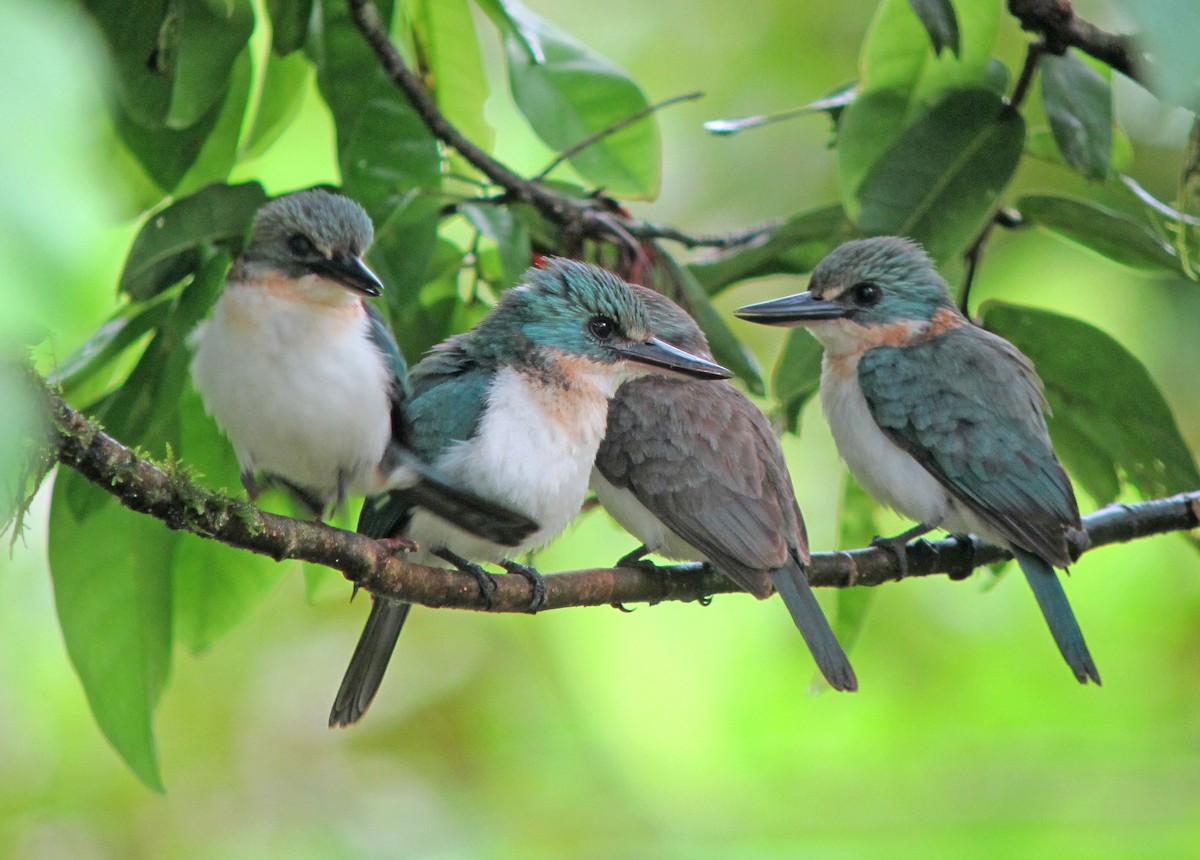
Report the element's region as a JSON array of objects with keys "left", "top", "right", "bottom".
[
  {"left": 588, "top": 316, "right": 617, "bottom": 341},
  {"left": 851, "top": 282, "right": 881, "bottom": 307},
  {"left": 288, "top": 233, "right": 316, "bottom": 257}
]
